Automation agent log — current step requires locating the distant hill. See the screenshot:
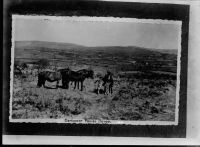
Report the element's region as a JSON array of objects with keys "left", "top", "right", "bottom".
[
  {"left": 14, "top": 41, "right": 177, "bottom": 63},
  {"left": 15, "top": 41, "right": 85, "bottom": 50},
  {"left": 148, "top": 48, "right": 177, "bottom": 55}
]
